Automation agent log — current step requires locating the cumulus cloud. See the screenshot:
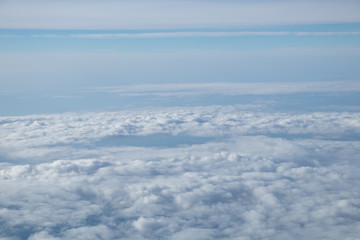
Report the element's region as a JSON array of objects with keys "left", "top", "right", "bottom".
[
  {"left": 1, "top": 106, "right": 360, "bottom": 239},
  {"left": 1, "top": 105, "right": 360, "bottom": 152},
  {"left": 1, "top": 138, "right": 360, "bottom": 239},
  {"left": 0, "top": 0, "right": 359, "bottom": 29}
]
